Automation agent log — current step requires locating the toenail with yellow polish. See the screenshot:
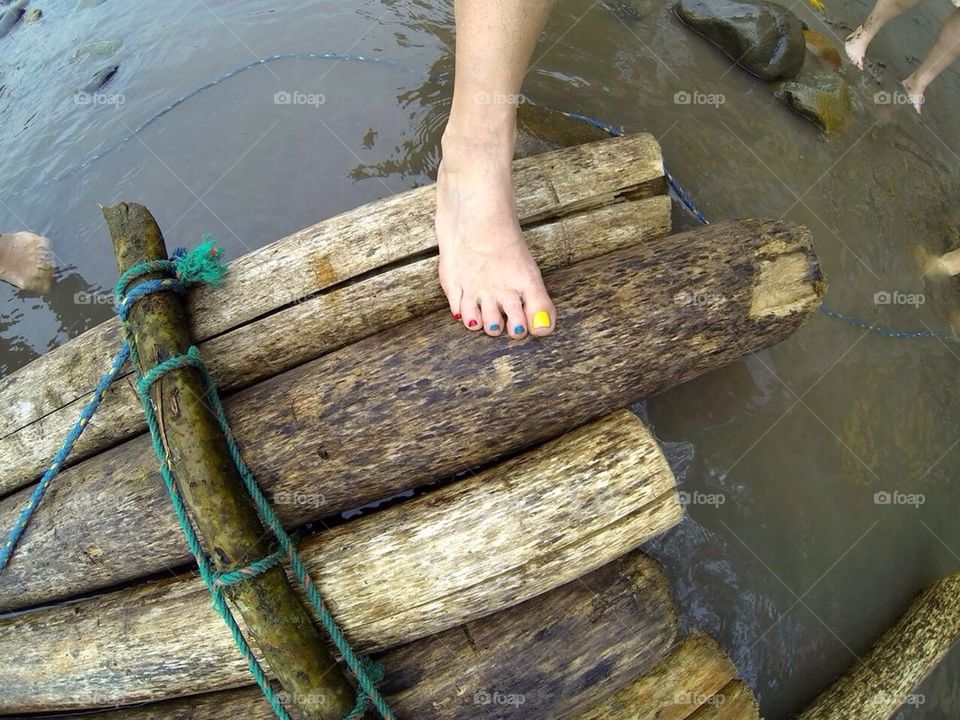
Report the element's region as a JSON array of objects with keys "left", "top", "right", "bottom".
[{"left": 532, "top": 311, "right": 551, "bottom": 329}]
